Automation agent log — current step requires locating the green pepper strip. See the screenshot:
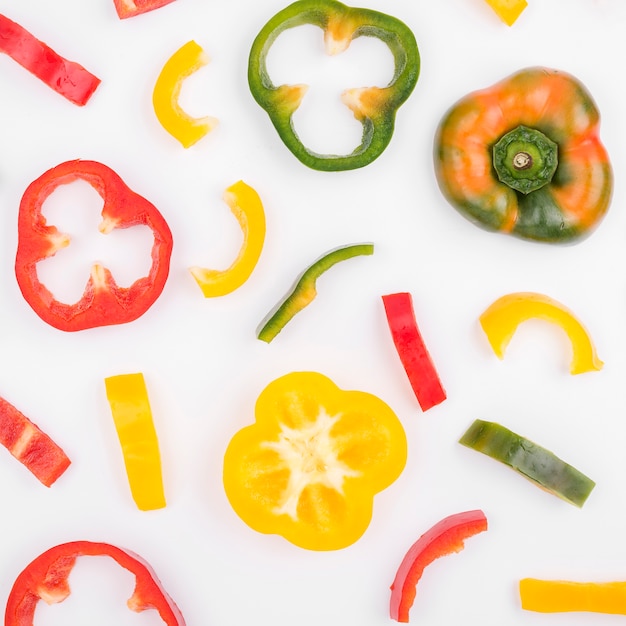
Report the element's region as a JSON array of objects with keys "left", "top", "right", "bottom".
[
  {"left": 257, "top": 242, "right": 374, "bottom": 342},
  {"left": 459, "top": 419, "right": 595, "bottom": 508},
  {"left": 248, "top": 0, "right": 419, "bottom": 171}
]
